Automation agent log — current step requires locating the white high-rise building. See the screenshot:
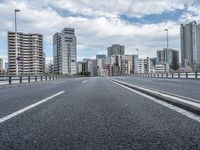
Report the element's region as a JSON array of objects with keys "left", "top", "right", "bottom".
[{"left": 53, "top": 28, "right": 77, "bottom": 75}]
